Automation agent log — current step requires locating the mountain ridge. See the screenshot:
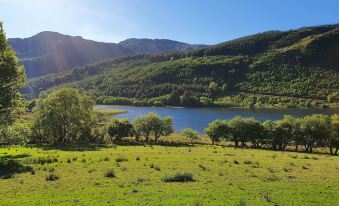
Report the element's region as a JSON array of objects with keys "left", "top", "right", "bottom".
[{"left": 9, "top": 31, "right": 206, "bottom": 78}]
